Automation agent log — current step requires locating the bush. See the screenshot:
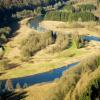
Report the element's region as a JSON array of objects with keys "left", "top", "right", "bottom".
[
  {"left": 68, "top": 12, "right": 96, "bottom": 22},
  {"left": 20, "top": 31, "right": 54, "bottom": 58},
  {"left": 47, "top": 33, "right": 70, "bottom": 53},
  {"left": 0, "top": 27, "right": 11, "bottom": 37},
  {"left": 44, "top": 11, "right": 97, "bottom": 22}
]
